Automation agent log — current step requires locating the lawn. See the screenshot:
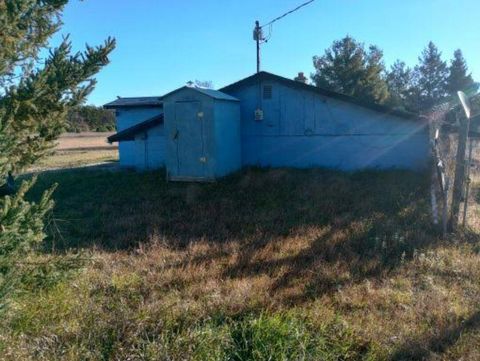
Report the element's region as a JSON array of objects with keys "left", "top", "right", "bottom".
[
  {"left": 27, "top": 132, "right": 118, "bottom": 172},
  {"left": 2, "top": 166, "right": 480, "bottom": 360}
]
